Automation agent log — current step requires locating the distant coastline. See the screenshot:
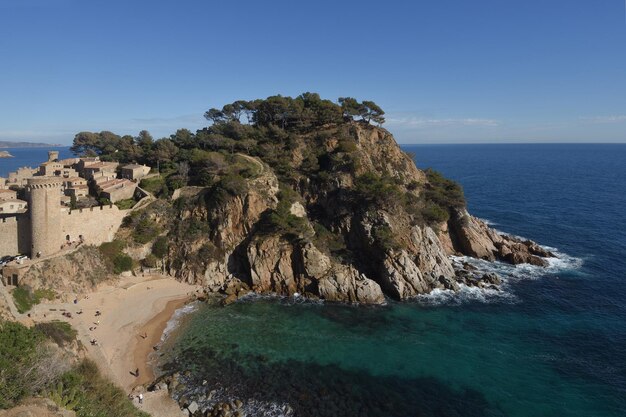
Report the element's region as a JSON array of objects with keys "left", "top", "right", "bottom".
[
  {"left": 0, "top": 140, "right": 62, "bottom": 148},
  {"left": 0, "top": 151, "right": 13, "bottom": 158}
]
